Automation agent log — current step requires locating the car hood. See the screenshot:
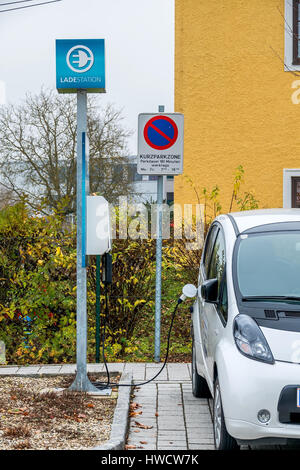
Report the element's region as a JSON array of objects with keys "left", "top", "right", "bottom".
[{"left": 261, "top": 326, "right": 300, "bottom": 363}]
